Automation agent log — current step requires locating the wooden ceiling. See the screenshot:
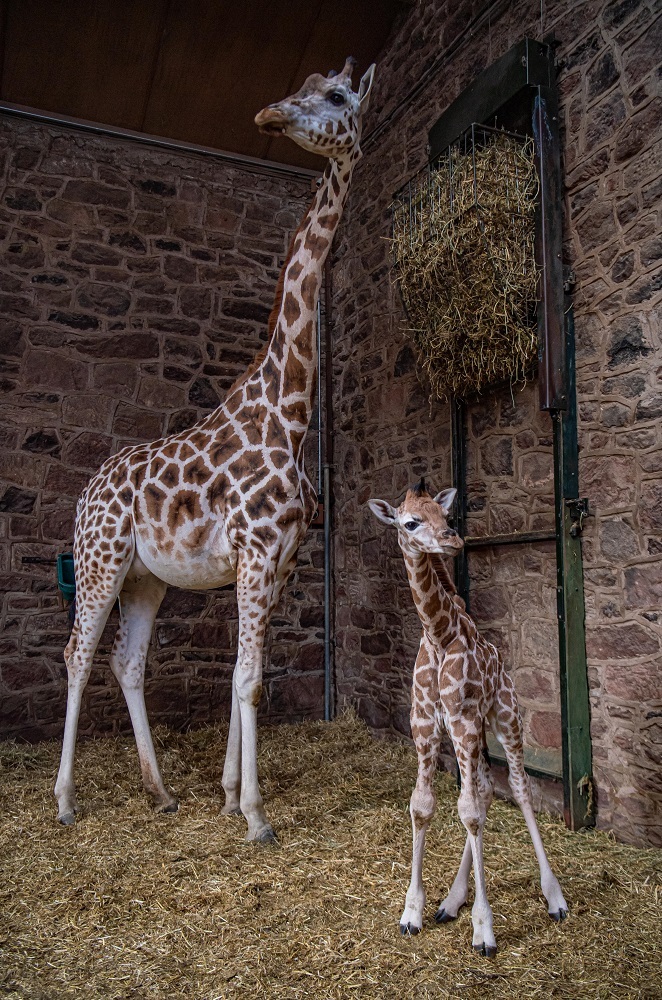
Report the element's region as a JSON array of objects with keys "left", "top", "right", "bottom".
[{"left": 0, "top": 0, "right": 403, "bottom": 170}]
